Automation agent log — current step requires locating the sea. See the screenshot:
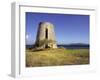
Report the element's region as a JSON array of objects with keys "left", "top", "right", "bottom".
[{"left": 26, "top": 44, "right": 89, "bottom": 49}]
